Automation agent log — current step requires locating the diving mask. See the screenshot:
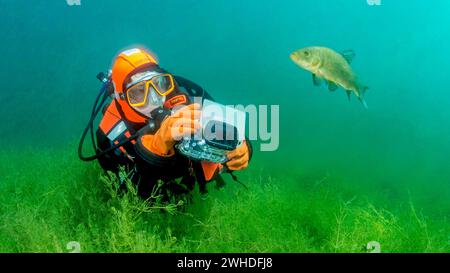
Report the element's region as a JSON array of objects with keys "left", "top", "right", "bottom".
[{"left": 125, "top": 71, "right": 175, "bottom": 116}]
